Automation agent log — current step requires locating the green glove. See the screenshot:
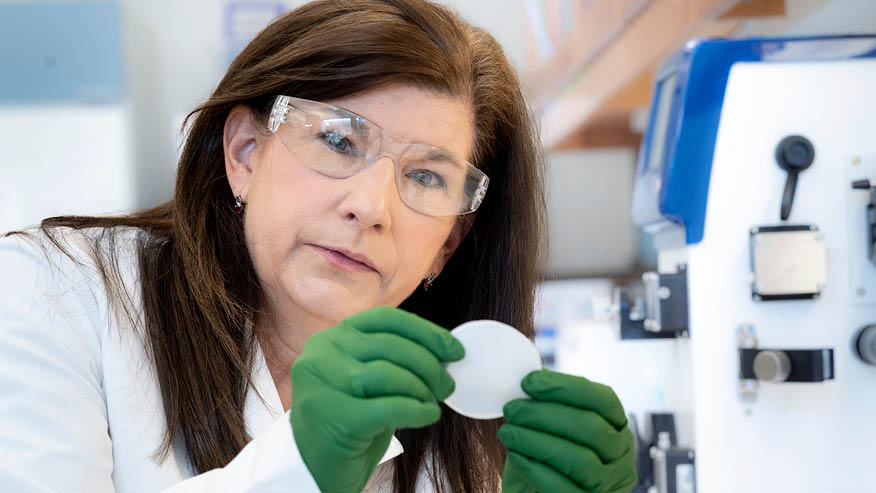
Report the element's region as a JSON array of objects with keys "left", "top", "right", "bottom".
[
  {"left": 290, "top": 306, "right": 464, "bottom": 493},
  {"left": 499, "top": 369, "right": 637, "bottom": 493}
]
